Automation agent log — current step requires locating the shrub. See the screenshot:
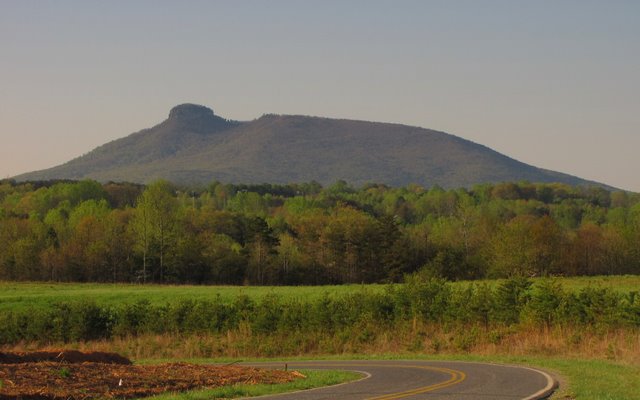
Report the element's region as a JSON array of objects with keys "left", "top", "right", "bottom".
[
  {"left": 396, "top": 275, "right": 452, "bottom": 323},
  {"left": 113, "top": 299, "right": 160, "bottom": 336},
  {"left": 493, "top": 276, "right": 532, "bottom": 324},
  {"left": 251, "top": 294, "right": 283, "bottom": 334},
  {"left": 525, "top": 279, "right": 565, "bottom": 328}
]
